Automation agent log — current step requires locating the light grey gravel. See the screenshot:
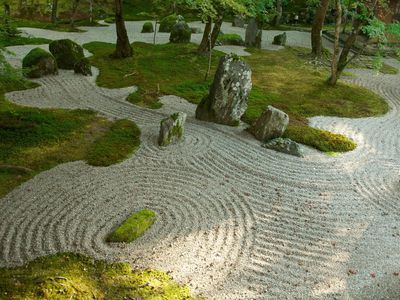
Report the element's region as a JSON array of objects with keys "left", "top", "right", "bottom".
[{"left": 0, "top": 23, "right": 399, "bottom": 300}]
